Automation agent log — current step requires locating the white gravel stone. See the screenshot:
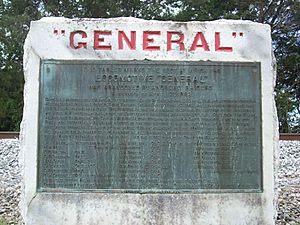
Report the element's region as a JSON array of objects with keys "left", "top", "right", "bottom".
[
  {"left": 277, "top": 140, "right": 300, "bottom": 225},
  {"left": 0, "top": 139, "right": 299, "bottom": 224},
  {"left": 0, "top": 139, "right": 23, "bottom": 224}
]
